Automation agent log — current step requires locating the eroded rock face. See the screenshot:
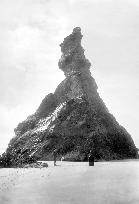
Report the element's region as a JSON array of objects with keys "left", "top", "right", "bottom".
[{"left": 4, "top": 27, "right": 137, "bottom": 167}]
